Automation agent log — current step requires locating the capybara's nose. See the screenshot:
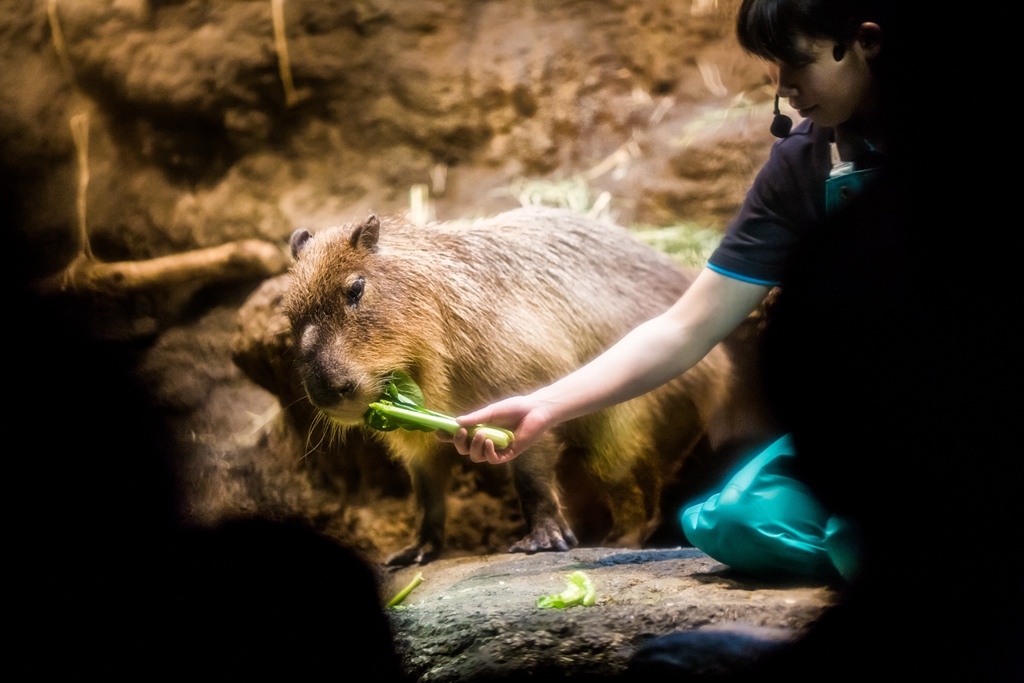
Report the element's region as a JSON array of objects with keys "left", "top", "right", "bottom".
[{"left": 302, "top": 370, "right": 357, "bottom": 408}]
